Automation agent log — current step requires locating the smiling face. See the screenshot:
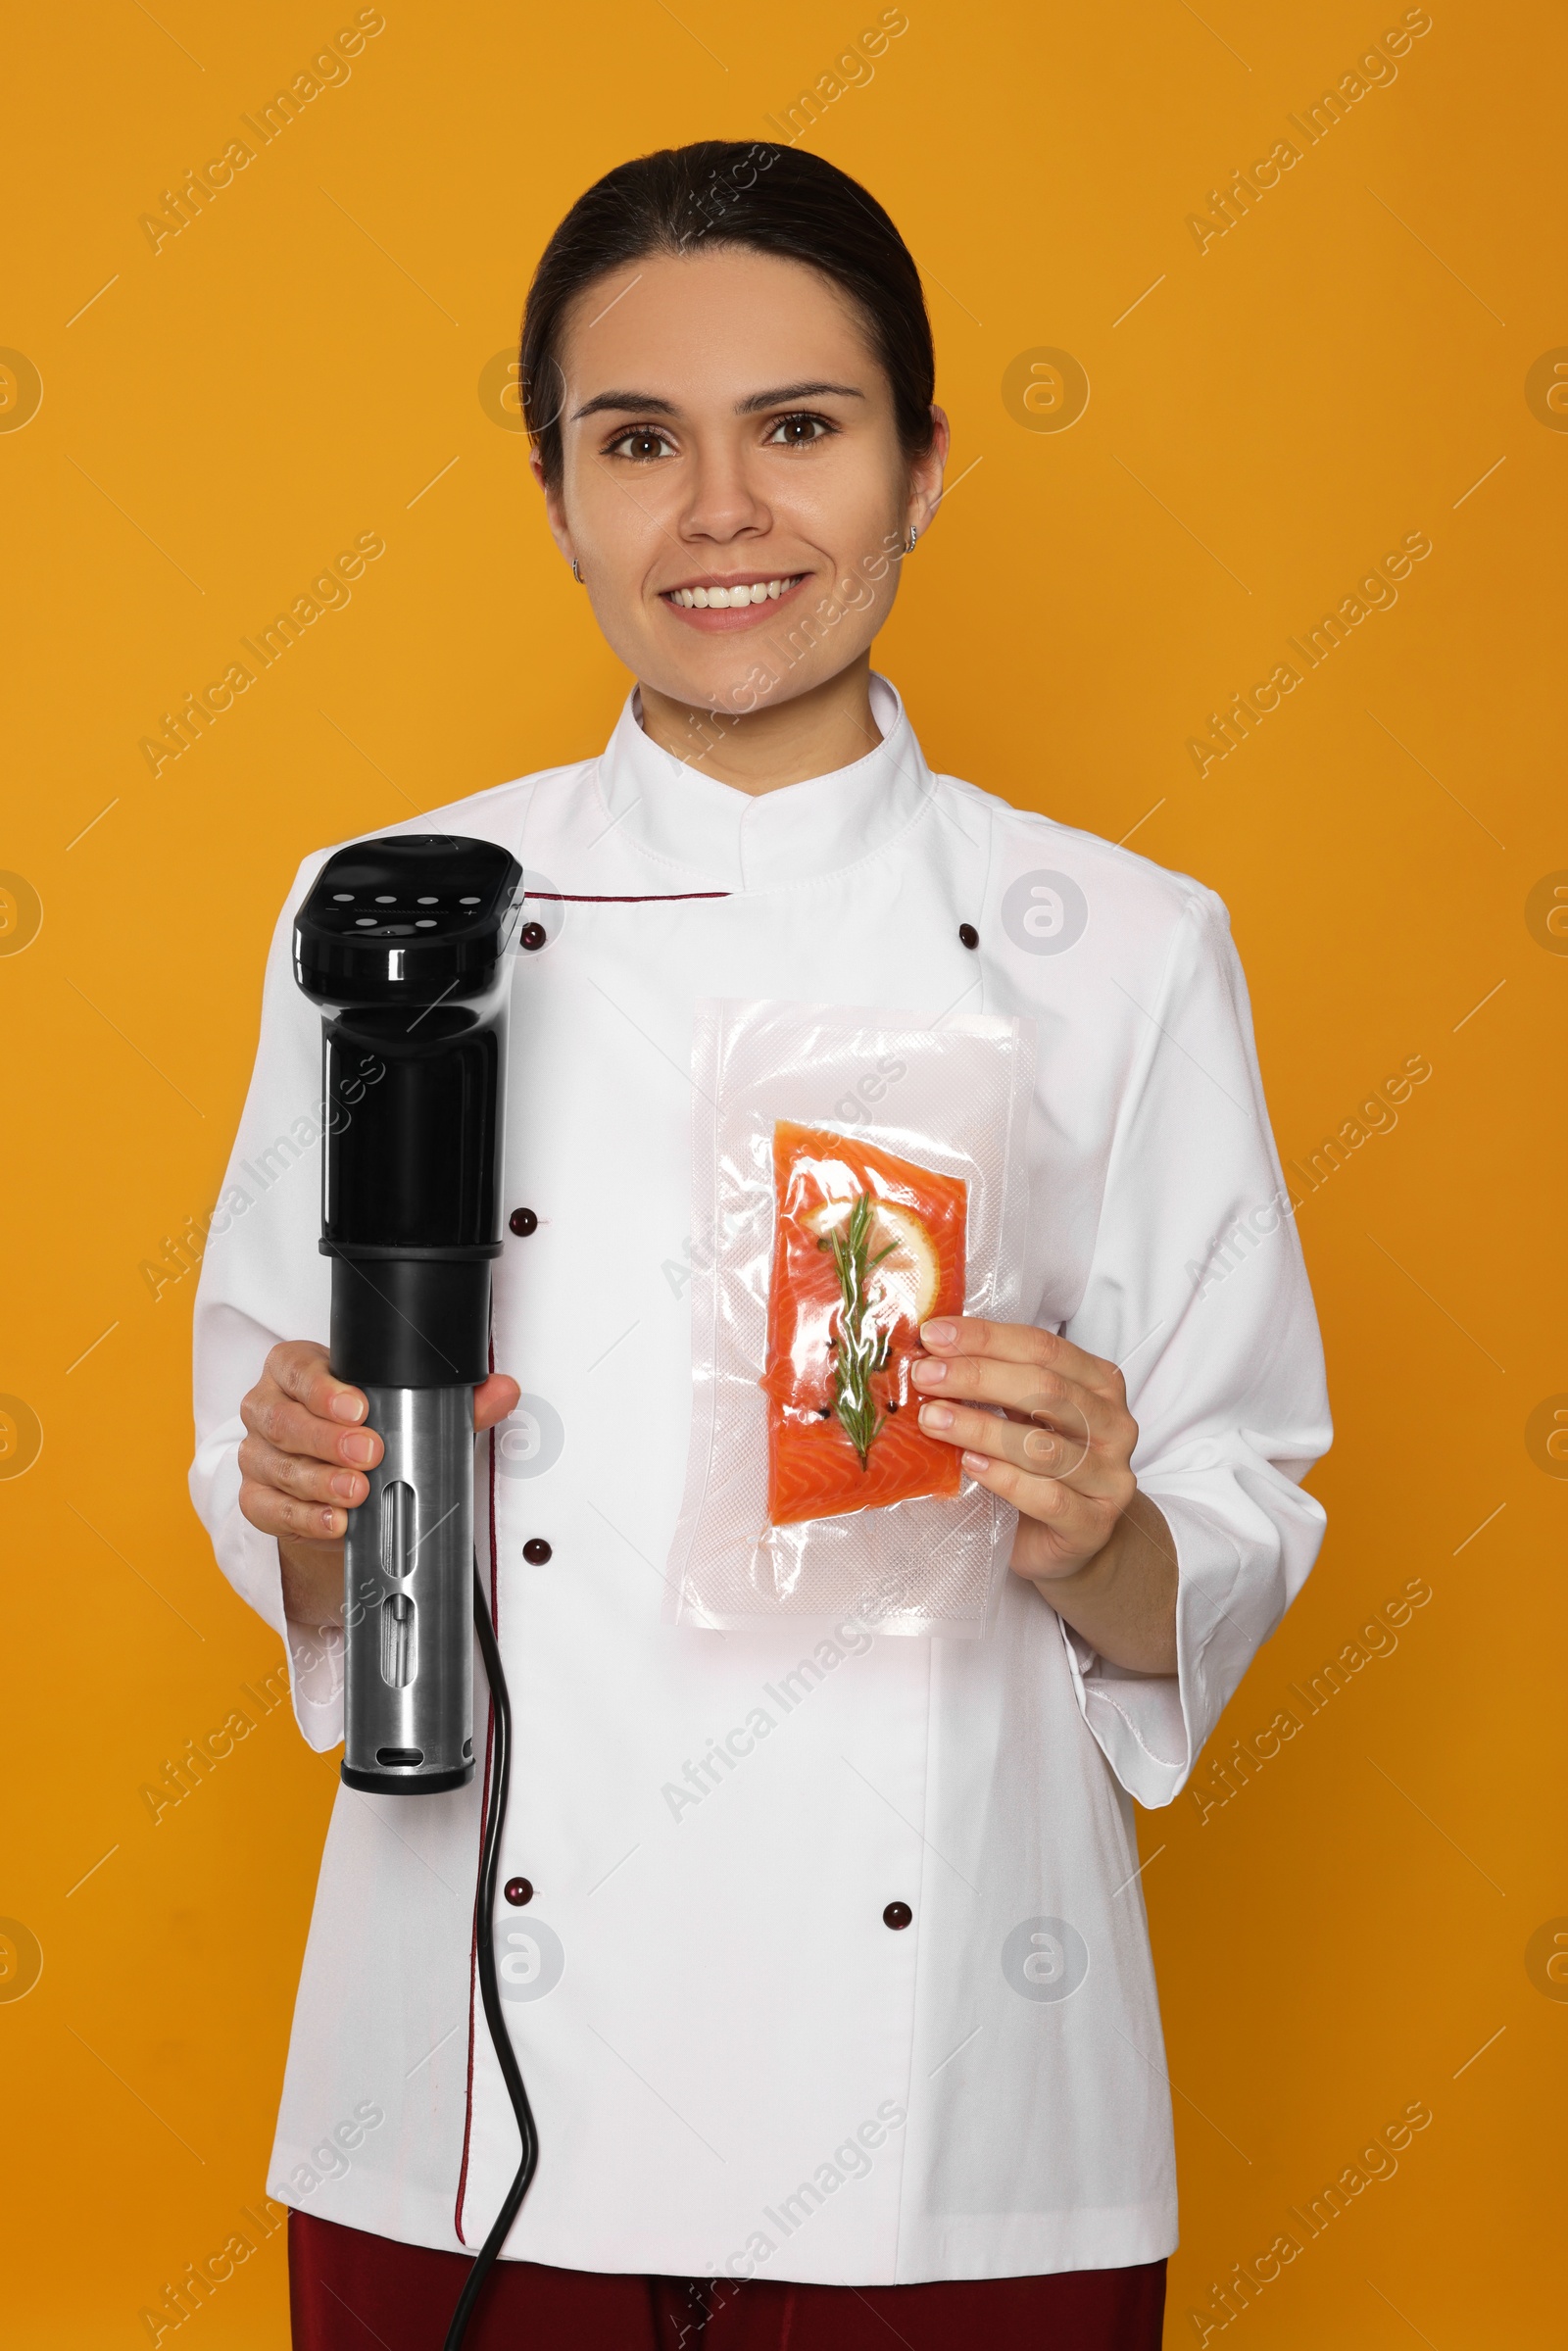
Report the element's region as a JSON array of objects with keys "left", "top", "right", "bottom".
[{"left": 533, "top": 246, "right": 946, "bottom": 725}]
